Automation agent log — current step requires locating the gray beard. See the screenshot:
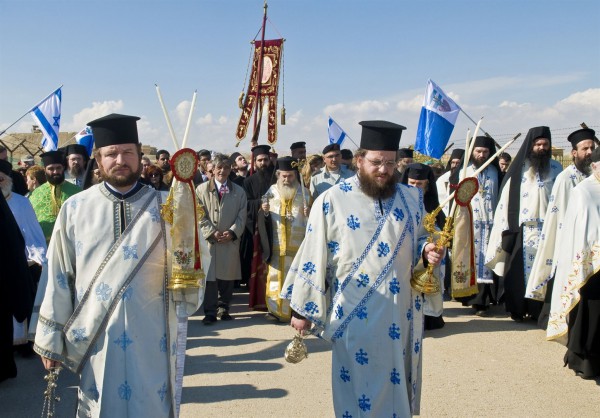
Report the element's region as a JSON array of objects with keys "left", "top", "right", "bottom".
[
  {"left": 1, "top": 181, "right": 12, "bottom": 198},
  {"left": 69, "top": 166, "right": 84, "bottom": 178},
  {"left": 277, "top": 182, "right": 297, "bottom": 201}
]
